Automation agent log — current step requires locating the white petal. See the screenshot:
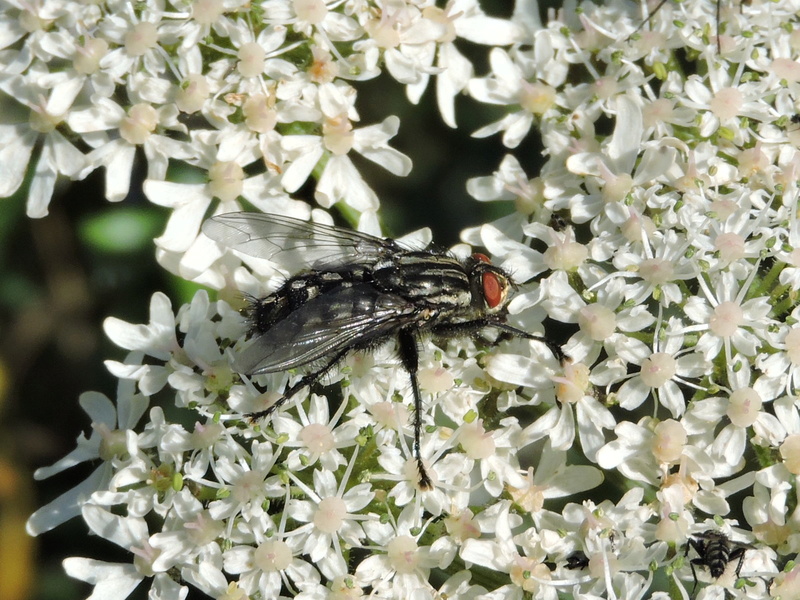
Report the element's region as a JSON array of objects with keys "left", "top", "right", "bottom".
[
  {"left": 355, "top": 119, "right": 412, "bottom": 174},
  {"left": 0, "top": 13, "right": 26, "bottom": 50},
  {"left": 683, "top": 296, "right": 712, "bottom": 323},
  {"left": 512, "top": 0, "right": 543, "bottom": 34},
  {"left": 659, "top": 381, "right": 685, "bottom": 418},
  {"left": 608, "top": 95, "right": 642, "bottom": 172},
  {"left": 49, "top": 130, "right": 86, "bottom": 178},
  {"left": 222, "top": 546, "right": 254, "bottom": 574},
  {"left": 456, "top": 16, "right": 523, "bottom": 45},
  {"left": 82, "top": 504, "right": 148, "bottom": 547},
  {"left": 323, "top": 12, "right": 362, "bottom": 42},
  {"left": 460, "top": 539, "right": 510, "bottom": 571},
  {"left": 27, "top": 465, "right": 110, "bottom": 534},
  {"left": 281, "top": 139, "right": 323, "bottom": 193},
  {"left": 316, "top": 155, "right": 379, "bottom": 211},
  {"left": 154, "top": 193, "right": 211, "bottom": 253},
  {"left": 466, "top": 174, "right": 512, "bottom": 201},
  {"left": 27, "top": 148, "right": 57, "bottom": 217},
  {"left": 78, "top": 390, "right": 117, "bottom": 426},
  {"left": 0, "top": 124, "right": 35, "bottom": 196},
  {"left": 150, "top": 574, "right": 189, "bottom": 600},
  {"left": 712, "top": 424, "right": 745, "bottom": 466},
  {"left": 32, "top": 442, "right": 98, "bottom": 481},
  {"left": 384, "top": 48, "right": 422, "bottom": 85},
  {"left": 566, "top": 152, "right": 603, "bottom": 177},
  {"left": 436, "top": 44, "right": 473, "bottom": 128},
  {"left": 144, "top": 180, "right": 207, "bottom": 209},
  {"left": 546, "top": 465, "right": 604, "bottom": 496},
  {"left": 62, "top": 557, "right": 143, "bottom": 600},
  {"left": 67, "top": 98, "right": 125, "bottom": 132},
  {"left": 47, "top": 76, "right": 84, "bottom": 115},
  {"left": 549, "top": 403, "right": 575, "bottom": 450},
  {"left": 635, "top": 144, "right": 677, "bottom": 184},
  {"left": 501, "top": 111, "right": 533, "bottom": 148},
  {"left": 485, "top": 353, "right": 536, "bottom": 387}
]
